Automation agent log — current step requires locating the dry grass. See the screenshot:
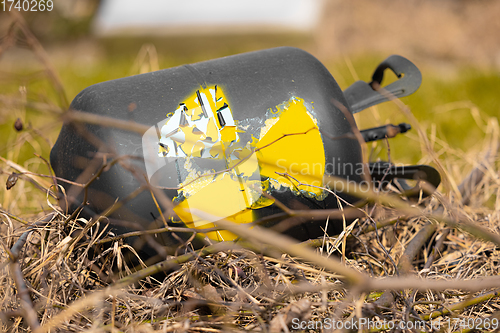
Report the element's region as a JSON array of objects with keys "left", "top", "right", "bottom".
[
  {"left": 2, "top": 146, "right": 500, "bottom": 332},
  {"left": 2, "top": 10, "right": 500, "bottom": 333}
]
